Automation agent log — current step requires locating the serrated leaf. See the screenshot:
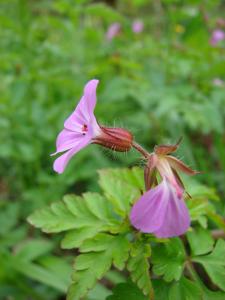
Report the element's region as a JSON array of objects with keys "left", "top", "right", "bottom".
[
  {"left": 153, "top": 277, "right": 202, "bottom": 300},
  {"left": 152, "top": 279, "right": 170, "bottom": 300},
  {"left": 168, "top": 276, "right": 202, "bottom": 300},
  {"left": 187, "top": 227, "right": 214, "bottom": 256},
  {"left": 127, "top": 241, "right": 152, "bottom": 297},
  {"left": 106, "top": 281, "right": 148, "bottom": 300},
  {"left": 80, "top": 233, "right": 130, "bottom": 270},
  {"left": 61, "top": 227, "right": 99, "bottom": 249},
  {"left": 98, "top": 168, "right": 142, "bottom": 216},
  {"left": 63, "top": 193, "right": 119, "bottom": 230},
  {"left": 193, "top": 239, "right": 225, "bottom": 291},
  {"left": 27, "top": 201, "right": 79, "bottom": 233},
  {"left": 68, "top": 234, "right": 130, "bottom": 300},
  {"left": 28, "top": 193, "right": 120, "bottom": 238},
  {"left": 152, "top": 238, "right": 186, "bottom": 282}
]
